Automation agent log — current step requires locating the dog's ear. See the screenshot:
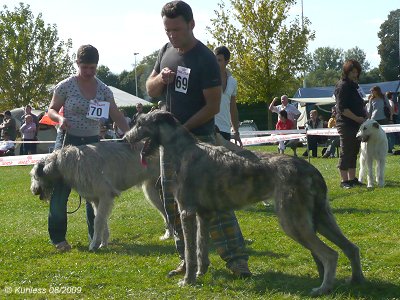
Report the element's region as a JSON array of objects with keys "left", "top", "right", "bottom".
[
  {"left": 42, "top": 153, "right": 58, "bottom": 176},
  {"left": 372, "top": 122, "right": 380, "bottom": 129},
  {"left": 154, "top": 111, "right": 179, "bottom": 127}
]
